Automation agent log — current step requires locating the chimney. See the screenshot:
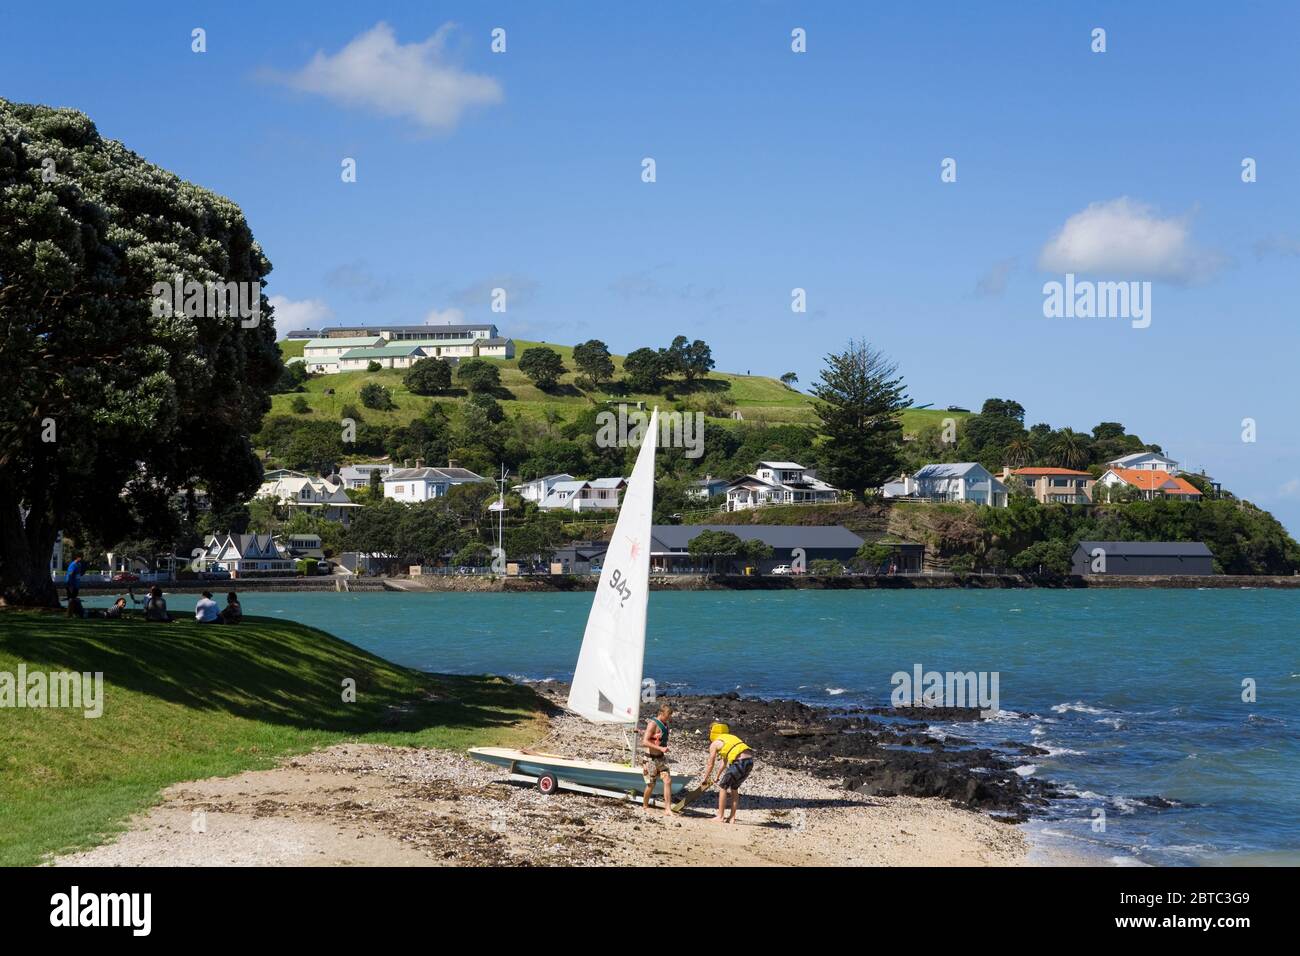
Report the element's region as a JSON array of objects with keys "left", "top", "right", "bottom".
[
  {"left": 415, "top": 458, "right": 424, "bottom": 469},
  {"left": 448, "top": 458, "right": 460, "bottom": 469},
  {"left": 404, "top": 459, "right": 411, "bottom": 468}
]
